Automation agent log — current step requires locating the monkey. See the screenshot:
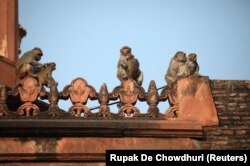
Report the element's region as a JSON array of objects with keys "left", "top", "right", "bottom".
[
  {"left": 117, "top": 46, "right": 143, "bottom": 85},
  {"left": 185, "top": 53, "right": 199, "bottom": 75},
  {"left": 37, "top": 62, "right": 56, "bottom": 88},
  {"left": 16, "top": 47, "right": 43, "bottom": 79},
  {"left": 165, "top": 51, "right": 187, "bottom": 85}
]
